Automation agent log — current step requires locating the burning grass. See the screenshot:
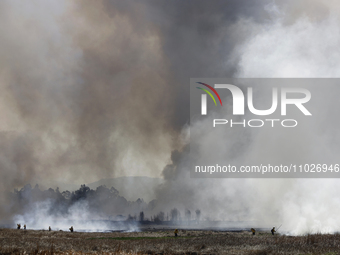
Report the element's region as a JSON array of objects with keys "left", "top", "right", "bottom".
[{"left": 1, "top": 228, "right": 340, "bottom": 254}]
